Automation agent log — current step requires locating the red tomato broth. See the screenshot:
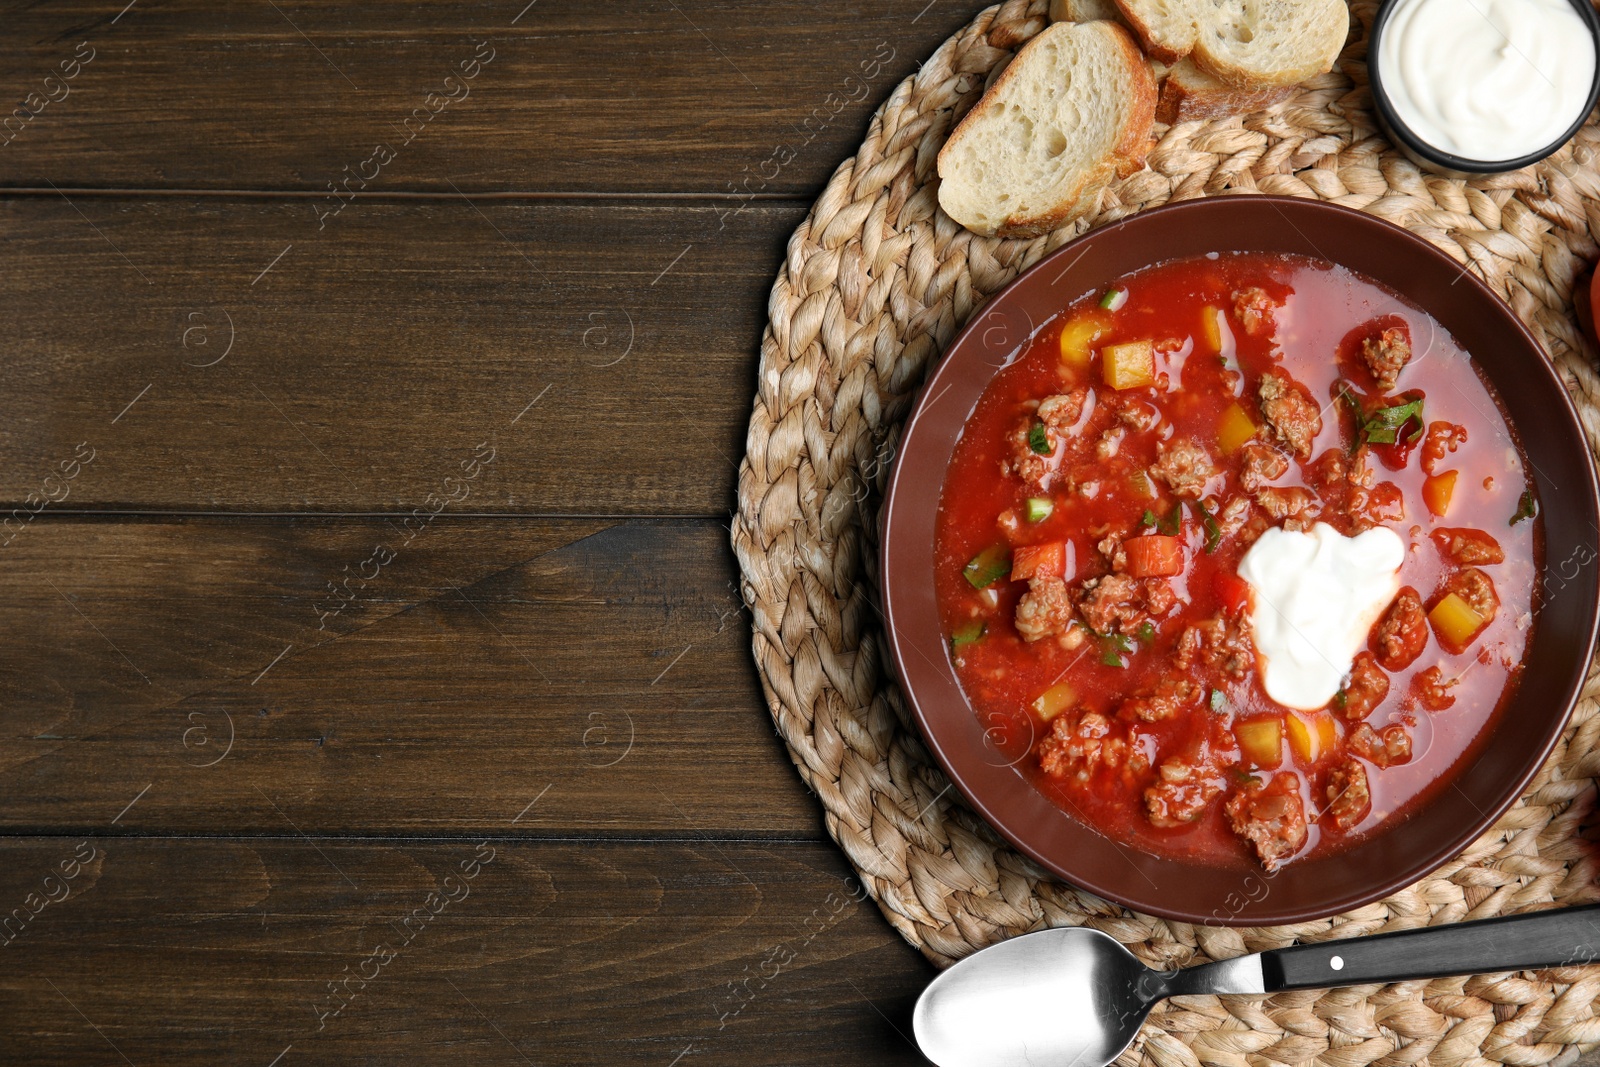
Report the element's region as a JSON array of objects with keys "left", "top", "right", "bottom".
[{"left": 933, "top": 251, "right": 1541, "bottom": 869}]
